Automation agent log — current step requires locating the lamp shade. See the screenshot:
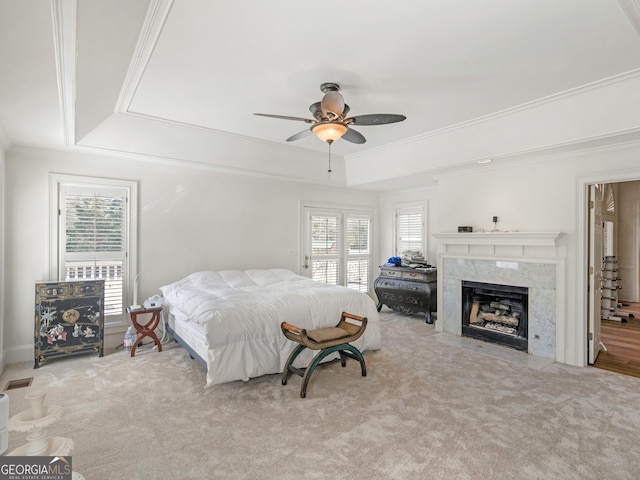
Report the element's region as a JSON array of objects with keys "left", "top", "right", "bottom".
[
  {"left": 321, "top": 91, "right": 345, "bottom": 118},
  {"left": 312, "top": 122, "right": 347, "bottom": 143}
]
